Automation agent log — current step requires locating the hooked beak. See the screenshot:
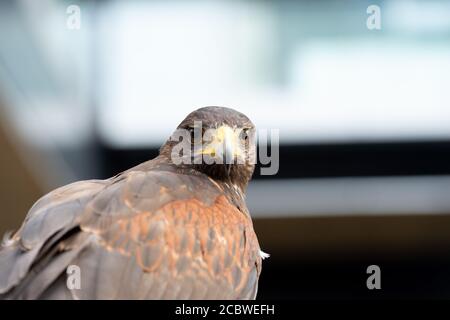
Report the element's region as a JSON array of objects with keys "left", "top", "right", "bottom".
[{"left": 197, "top": 125, "right": 243, "bottom": 164}]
